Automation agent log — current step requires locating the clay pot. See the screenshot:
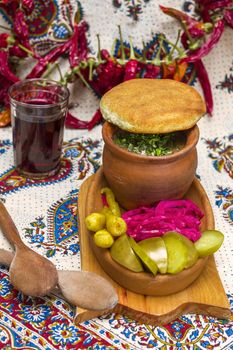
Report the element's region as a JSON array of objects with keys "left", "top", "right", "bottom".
[{"left": 102, "top": 122, "right": 199, "bottom": 210}]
